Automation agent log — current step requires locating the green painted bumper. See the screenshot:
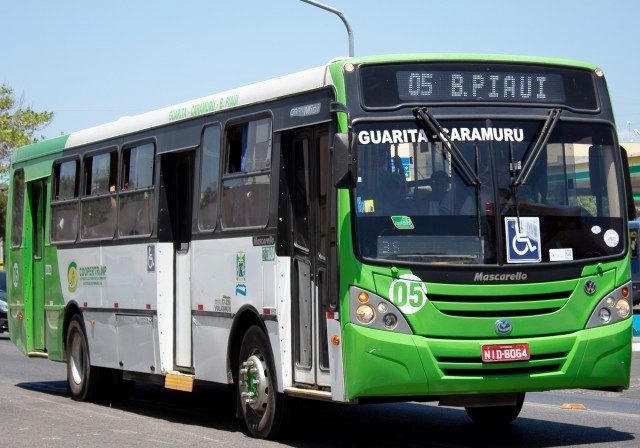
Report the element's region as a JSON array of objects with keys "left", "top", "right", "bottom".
[{"left": 343, "top": 319, "right": 631, "bottom": 400}]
